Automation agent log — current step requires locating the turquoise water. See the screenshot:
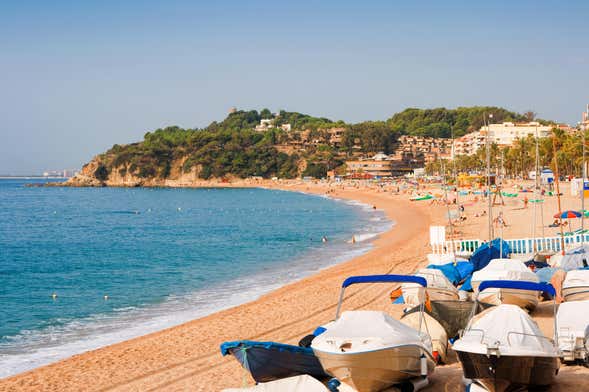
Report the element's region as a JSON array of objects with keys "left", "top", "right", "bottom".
[{"left": 0, "top": 179, "right": 390, "bottom": 377}]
